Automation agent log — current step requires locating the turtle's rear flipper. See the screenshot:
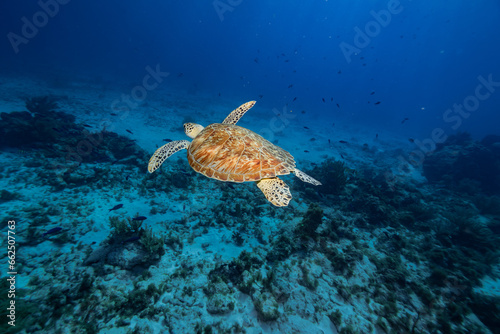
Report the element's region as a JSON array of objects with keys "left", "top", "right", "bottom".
[
  {"left": 148, "top": 140, "right": 190, "bottom": 173},
  {"left": 294, "top": 168, "right": 322, "bottom": 186},
  {"left": 257, "top": 177, "right": 292, "bottom": 207}
]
